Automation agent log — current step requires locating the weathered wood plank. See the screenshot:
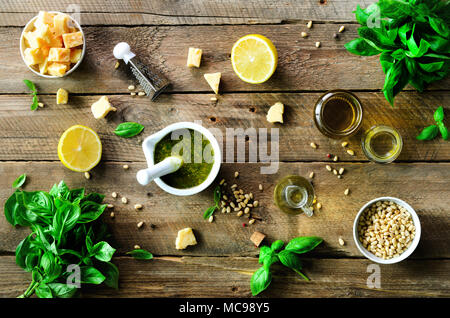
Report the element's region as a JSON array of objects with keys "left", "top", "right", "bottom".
[
  {"left": 1, "top": 162, "right": 449, "bottom": 258},
  {"left": 0, "top": 92, "right": 449, "bottom": 162},
  {"left": 1, "top": 25, "right": 449, "bottom": 94},
  {"left": 0, "top": 0, "right": 374, "bottom": 26},
  {"left": 0, "top": 255, "right": 448, "bottom": 298}
]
